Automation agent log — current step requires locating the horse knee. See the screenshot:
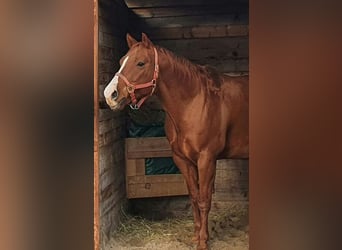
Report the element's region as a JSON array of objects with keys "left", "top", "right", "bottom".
[
  {"left": 197, "top": 200, "right": 211, "bottom": 212},
  {"left": 190, "top": 195, "right": 198, "bottom": 204}
]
